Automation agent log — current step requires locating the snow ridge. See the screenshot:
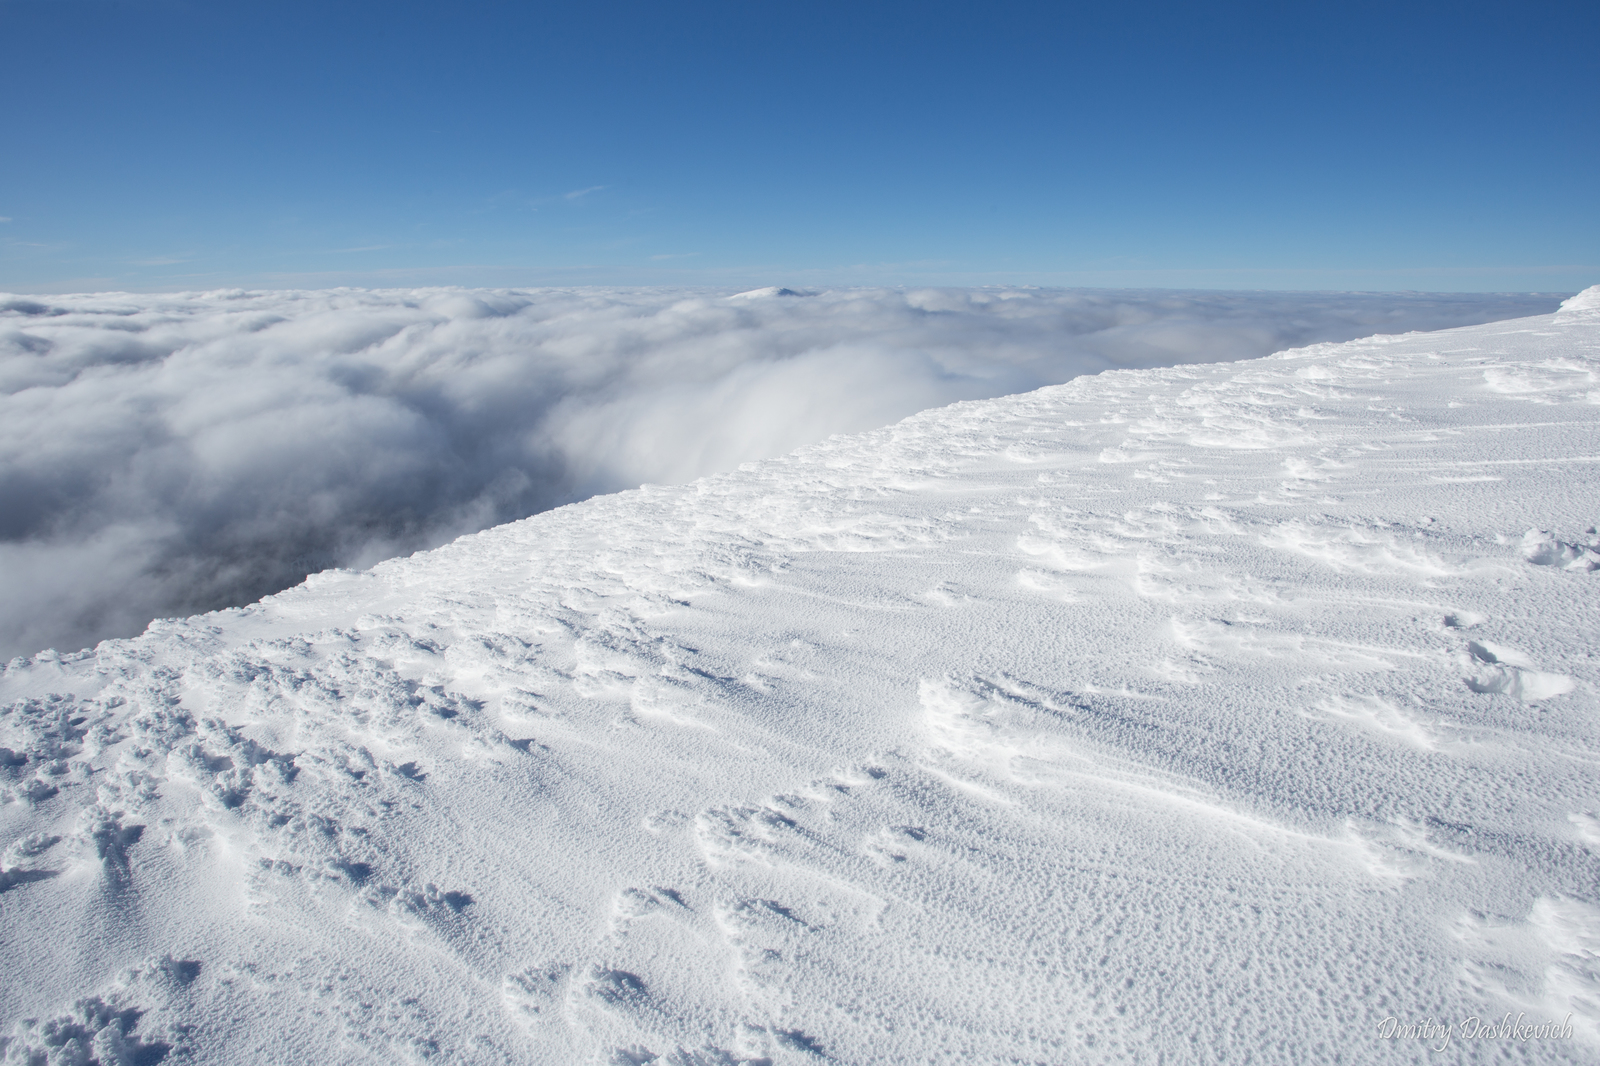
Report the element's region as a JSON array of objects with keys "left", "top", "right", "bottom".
[
  {"left": 2, "top": 297, "right": 1598, "bottom": 1063},
  {"left": 0, "top": 284, "right": 1566, "bottom": 661},
  {"left": 1557, "top": 282, "right": 1600, "bottom": 319}
]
